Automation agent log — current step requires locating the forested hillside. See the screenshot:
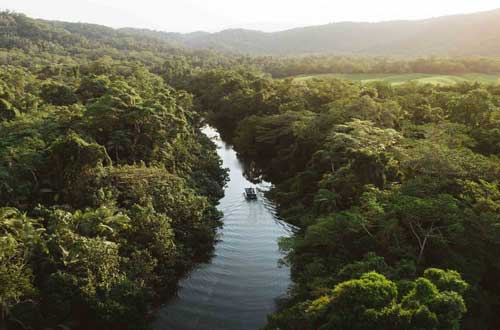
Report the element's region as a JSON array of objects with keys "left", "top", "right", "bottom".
[
  {"left": 160, "top": 9, "right": 500, "bottom": 56},
  {"left": 0, "top": 12, "right": 228, "bottom": 330},
  {"left": 1, "top": 10, "right": 500, "bottom": 330},
  {"left": 3, "top": 10, "right": 500, "bottom": 80}
]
